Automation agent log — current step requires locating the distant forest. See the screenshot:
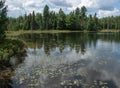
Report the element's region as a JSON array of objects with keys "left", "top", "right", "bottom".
[{"left": 8, "top": 5, "right": 120, "bottom": 31}]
